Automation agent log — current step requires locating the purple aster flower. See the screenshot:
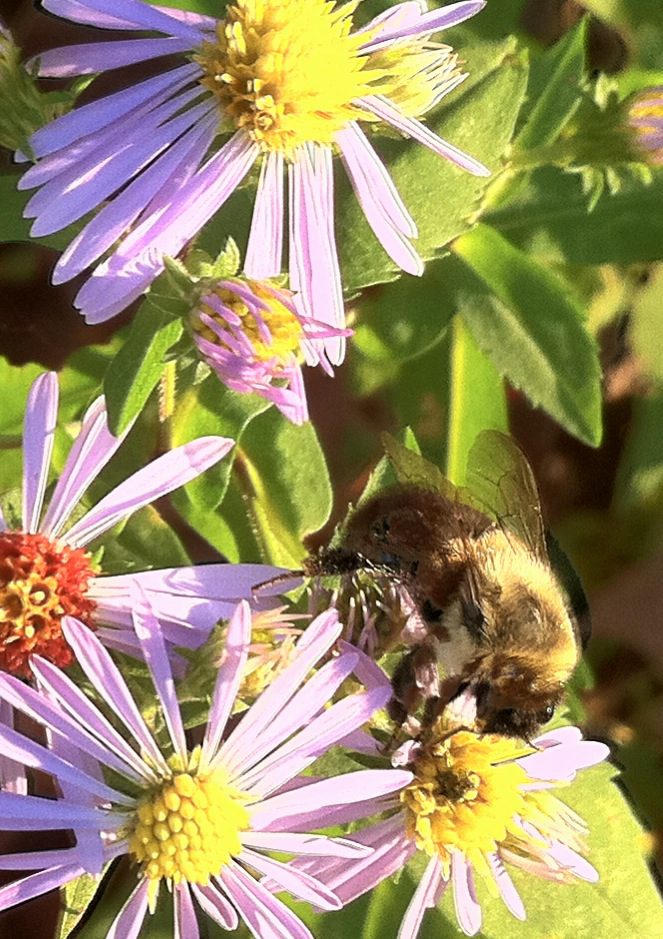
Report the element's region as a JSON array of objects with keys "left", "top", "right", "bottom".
[
  {"left": 0, "top": 370, "right": 289, "bottom": 677},
  {"left": 0, "top": 597, "right": 411, "bottom": 937},
  {"left": 628, "top": 86, "right": 663, "bottom": 164},
  {"left": 190, "top": 274, "right": 347, "bottom": 424},
  {"left": 286, "top": 659, "right": 610, "bottom": 938},
  {"left": 19, "top": 0, "right": 489, "bottom": 365}
]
